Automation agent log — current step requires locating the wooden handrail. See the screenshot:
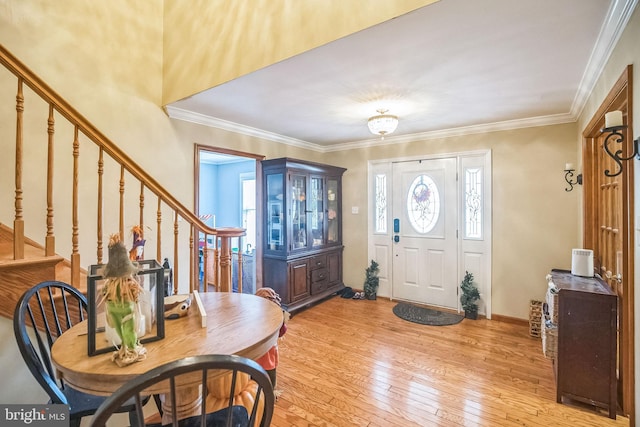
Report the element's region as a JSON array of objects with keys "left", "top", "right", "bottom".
[
  {"left": 0, "top": 44, "right": 245, "bottom": 293},
  {"left": 0, "top": 44, "right": 213, "bottom": 235}
]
